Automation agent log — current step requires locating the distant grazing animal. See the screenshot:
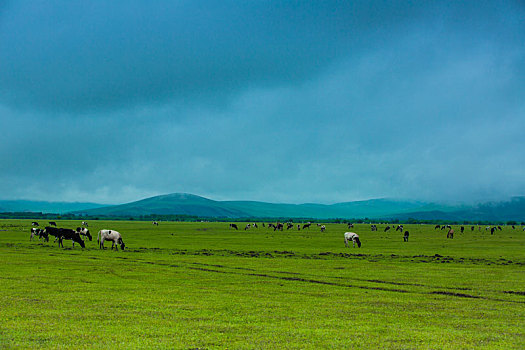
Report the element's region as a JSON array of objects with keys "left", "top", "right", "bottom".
[
  {"left": 44, "top": 227, "right": 85, "bottom": 248},
  {"left": 229, "top": 223, "right": 238, "bottom": 230},
  {"left": 297, "top": 224, "right": 301, "bottom": 230},
  {"left": 252, "top": 223, "right": 258, "bottom": 228},
  {"left": 460, "top": 226, "right": 465, "bottom": 233},
  {"left": 31, "top": 228, "right": 48, "bottom": 242},
  {"left": 31, "top": 221, "right": 39, "bottom": 226},
  {"left": 82, "top": 221, "right": 88, "bottom": 227},
  {"left": 347, "top": 223, "right": 354, "bottom": 229},
  {"left": 344, "top": 232, "right": 361, "bottom": 248},
  {"left": 98, "top": 229, "right": 125, "bottom": 250},
  {"left": 491, "top": 227, "right": 496, "bottom": 235},
  {"left": 59, "top": 228, "right": 85, "bottom": 248},
  {"left": 76, "top": 227, "right": 92, "bottom": 241},
  {"left": 274, "top": 223, "right": 284, "bottom": 231},
  {"left": 403, "top": 230, "right": 409, "bottom": 242},
  {"left": 287, "top": 223, "right": 294, "bottom": 230},
  {"left": 447, "top": 229, "right": 454, "bottom": 239},
  {"left": 30, "top": 228, "right": 45, "bottom": 241},
  {"left": 370, "top": 225, "right": 377, "bottom": 231},
  {"left": 471, "top": 226, "right": 475, "bottom": 231},
  {"left": 245, "top": 224, "right": 251, "bottom": 230},
  {"left": 49, "top": 221, "right": 57, "bottom": 227},
  {"left": 302, "top": 223, "right": 311, "bottom": 230},
  {"left": 396, "top": 225, "right": 404, "bottom": 232},
  {"left": 152, "top": 221, "right": 159, "bottom": 226},
  {"left": 320, "top": 225, "right": 326, "bottom": 232},
  {"left": 434, "top": 225, "right": 440, "bottom": 229},
  {"left": 384, "top": 226, "right": 391, "bottom": 232}
]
